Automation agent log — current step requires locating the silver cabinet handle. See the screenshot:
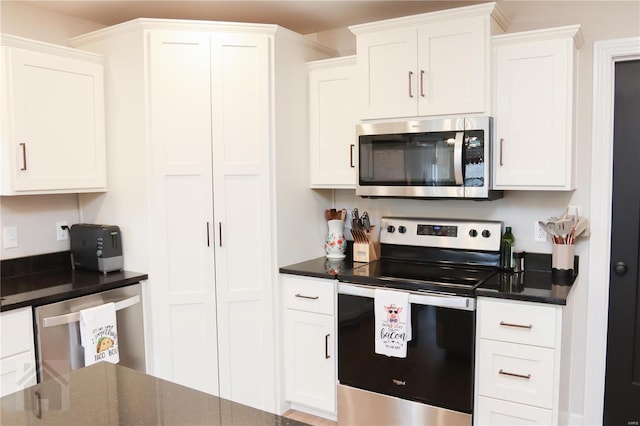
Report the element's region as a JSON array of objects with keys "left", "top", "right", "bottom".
[
  {"left": 325, "top": 334, "right": 330, "bottom": 359},
  {"left": 294, "top": 293, "right": 319, "bottom": 300},
  {"left": 42, "top": 295, "right": 140, "bottom": 328},
  {"left": 350, "top": 144, "right": 355, "bottom": 168},
  {"left": 420, "top": 70, "right": 426, "bottom": 98},
  {"left": 499, "top": 369, "right": 531, "bottom": 380},
  {"left": 499, "top": 321, "right": 533, "bottom": 329},
  {"left": 19, "top": 143, "right": 27, "bottom": 170},
  {"left": 408, "top": 71, "right": 414, "bottom": 98},
  {"left": 499, "top": 138, "right": 504, "bottom": 166}
]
